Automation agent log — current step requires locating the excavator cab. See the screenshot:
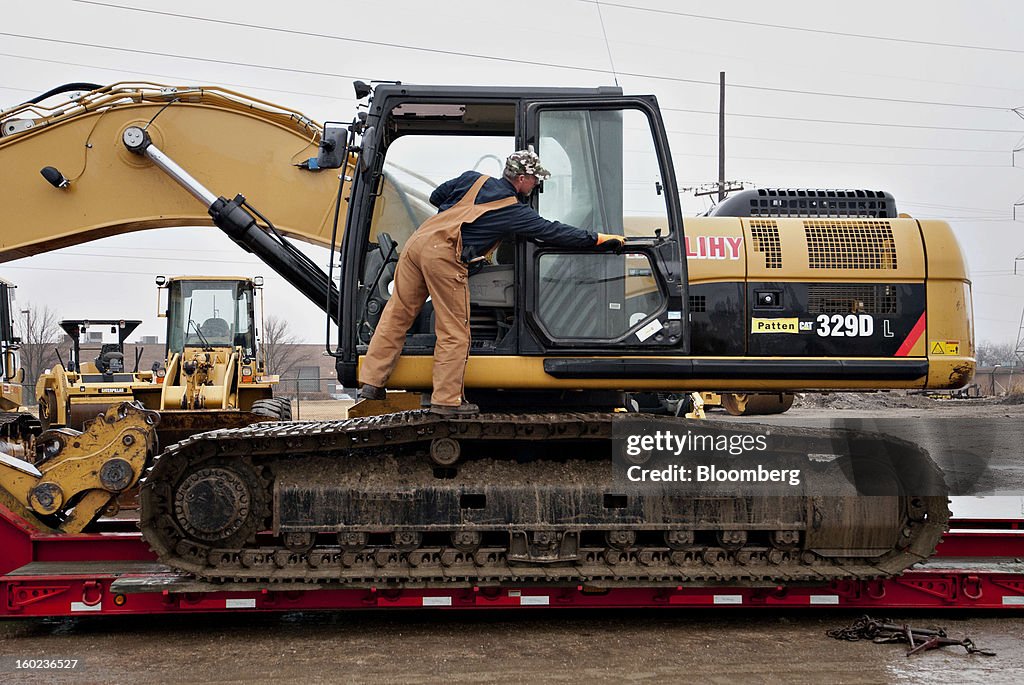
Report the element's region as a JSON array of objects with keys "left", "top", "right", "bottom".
[
  {"left": 337, "top": 86, "right": 687, "bottom": 404},
  {"left": 331, "top": 84, "right": 973, "bottom": 403}
]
